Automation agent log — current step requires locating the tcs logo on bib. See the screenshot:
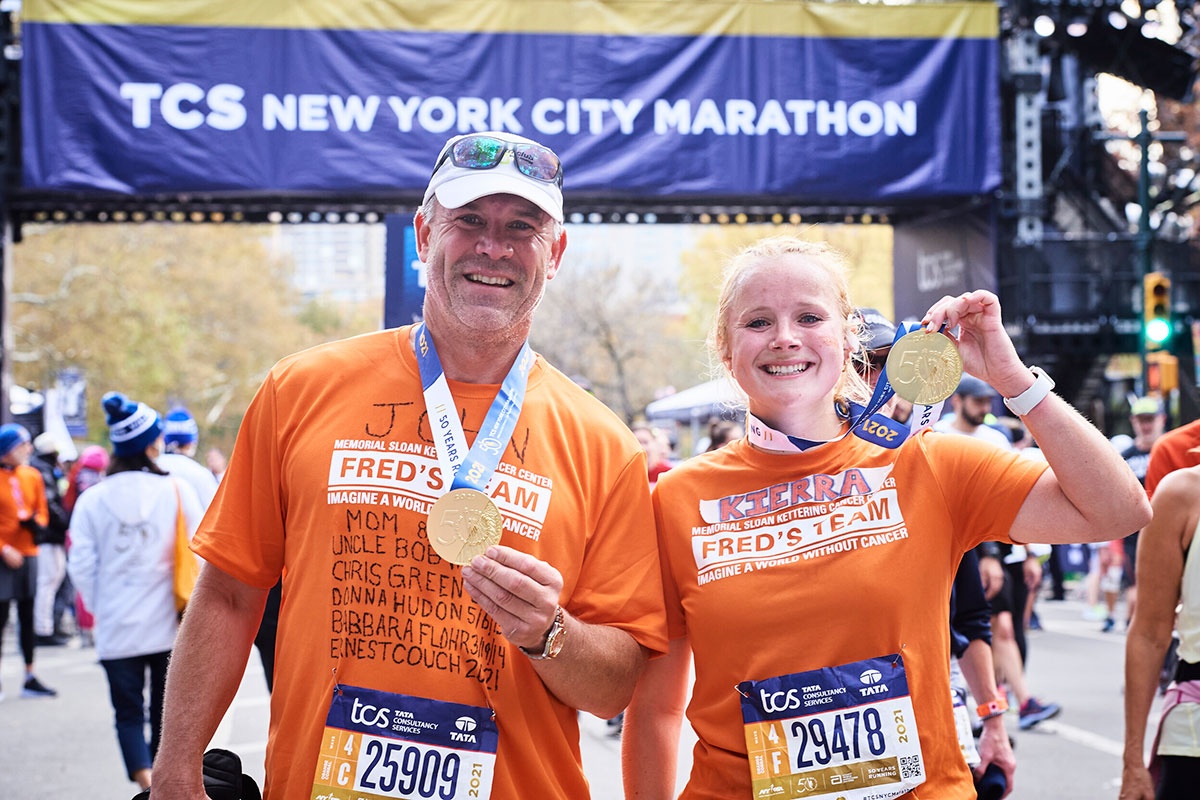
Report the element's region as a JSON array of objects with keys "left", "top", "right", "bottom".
[{"left": 350, "top": 697, "right": 390, "bottom": 729}]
